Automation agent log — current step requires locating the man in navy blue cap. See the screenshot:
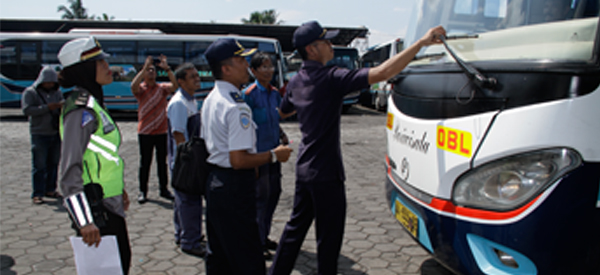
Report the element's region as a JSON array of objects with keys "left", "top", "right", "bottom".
[
  {"left": 200, "top": 38, "right": 293, "bottom": 275},
  {"left": 269, "top": 21, "right": 446, "bottom": 275}
]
